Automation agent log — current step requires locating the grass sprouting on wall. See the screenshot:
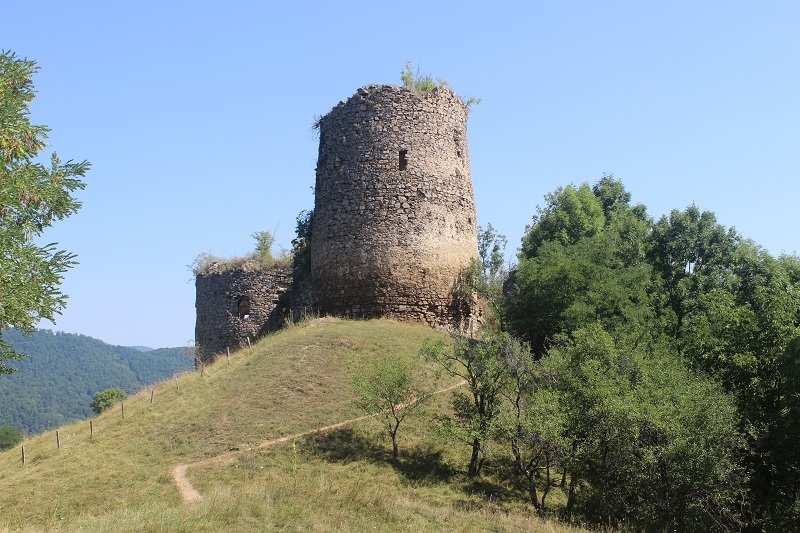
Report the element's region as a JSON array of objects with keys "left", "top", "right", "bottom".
[{"left": 190, "top": 230, "right": 292, "bottom": 276}]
